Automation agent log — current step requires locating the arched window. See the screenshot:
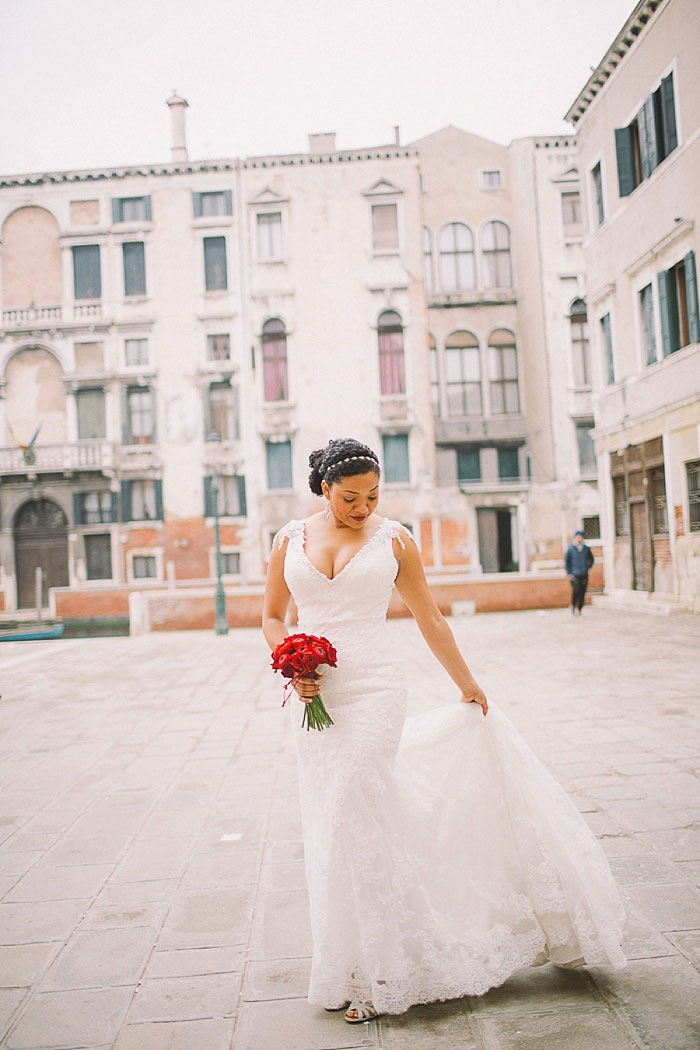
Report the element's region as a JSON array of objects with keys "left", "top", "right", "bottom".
[
  {"left": 488, "top": 329, "right": 520, "bottom": 414},
  {"left": 428, "top": 334, "right": 440, "bottom": 416},
  {"left": 482, "top": 221, "right": 512, "bottom": 288},
  {"left": 569, "top": 298, "right": 590, "bottom": 387},
  {"left": 445, "top": 331, "right": 481, "bottom": 416},
  {"left": 438, "top": 223, "right": 475, "bottom": 292},
  {"left": 423, "top": 227, "right": 433, "bottom": 294},
  {"left": 262, "top": 319, "right": 288, "bottom": 402},
  {"left": 378, "top": 310, "right": 405, "bottom": 396}
]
